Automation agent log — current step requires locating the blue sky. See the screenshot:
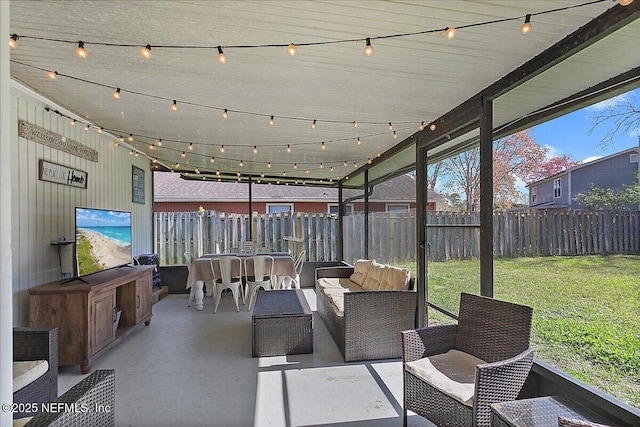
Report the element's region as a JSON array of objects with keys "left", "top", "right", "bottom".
[{"left": 528, "top": 87, "right": 640, "bottom": 163}]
